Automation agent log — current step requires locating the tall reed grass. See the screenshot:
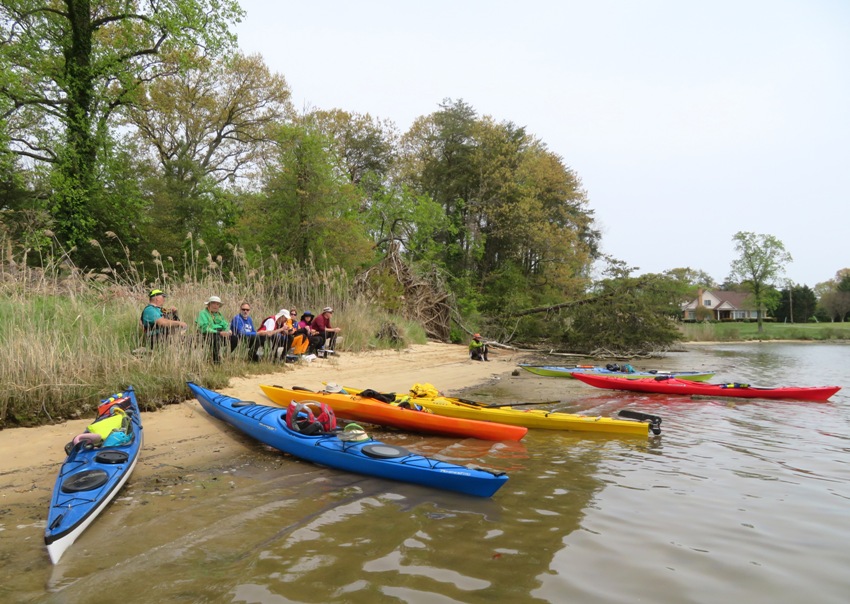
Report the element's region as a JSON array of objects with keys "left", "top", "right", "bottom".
[{"left": 0, "top": 233, "right": 425, "bottom": 428}]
